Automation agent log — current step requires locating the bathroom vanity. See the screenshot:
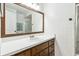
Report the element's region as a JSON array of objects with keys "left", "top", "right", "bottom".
[
  {"left": 1, "top": 35, "right": 55, "bottom": 56},
  {"left": 13, "top": 38, "right": 55, "bottom": 56}
]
